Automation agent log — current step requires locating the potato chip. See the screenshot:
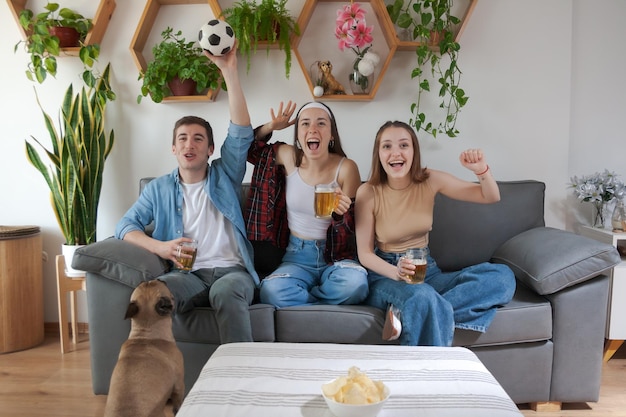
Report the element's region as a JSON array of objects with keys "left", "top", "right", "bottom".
[{"left": 323, "top": 367, "right": 386, "bottom": 404}]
